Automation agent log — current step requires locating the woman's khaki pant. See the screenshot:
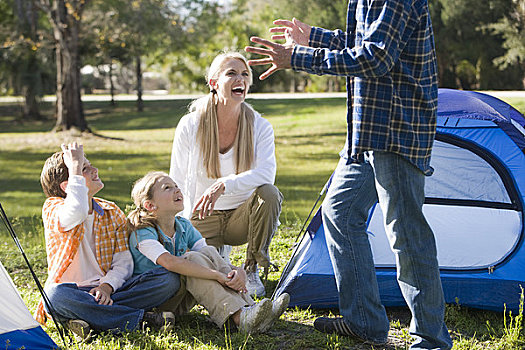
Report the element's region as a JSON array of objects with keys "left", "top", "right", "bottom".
[
  {"left": 158, "top": 246, "right": 254, "bottom": 327},
  {"left": 191, "top": 184, "right": 283, "bottom": 271}
]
